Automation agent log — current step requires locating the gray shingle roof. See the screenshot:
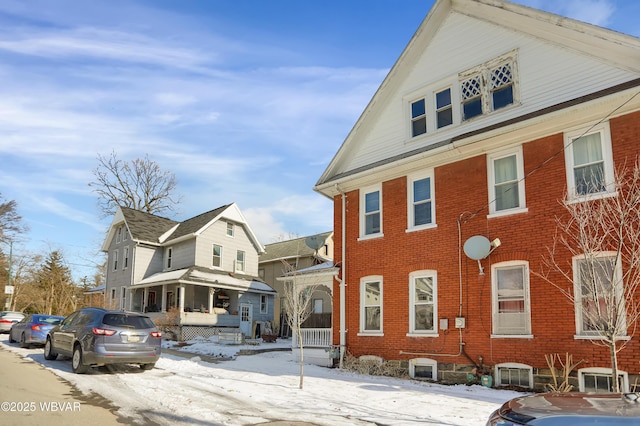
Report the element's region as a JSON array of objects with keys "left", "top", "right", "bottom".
[
  {"left": 259, "top": 231, "right": 332, "bottom": 263},
  {"left": 168, "top": 204, "right": 231, "bottom": 241},
  {"left": 121, "top": 207, "right": 178, "bottom": 244}
]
